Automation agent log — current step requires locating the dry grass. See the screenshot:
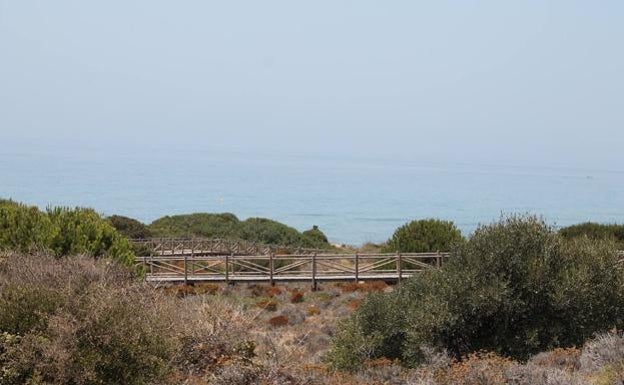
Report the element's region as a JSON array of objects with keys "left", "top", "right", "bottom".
[{"left": 256, "top": 299, "right": 279, "bottom": 312}]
